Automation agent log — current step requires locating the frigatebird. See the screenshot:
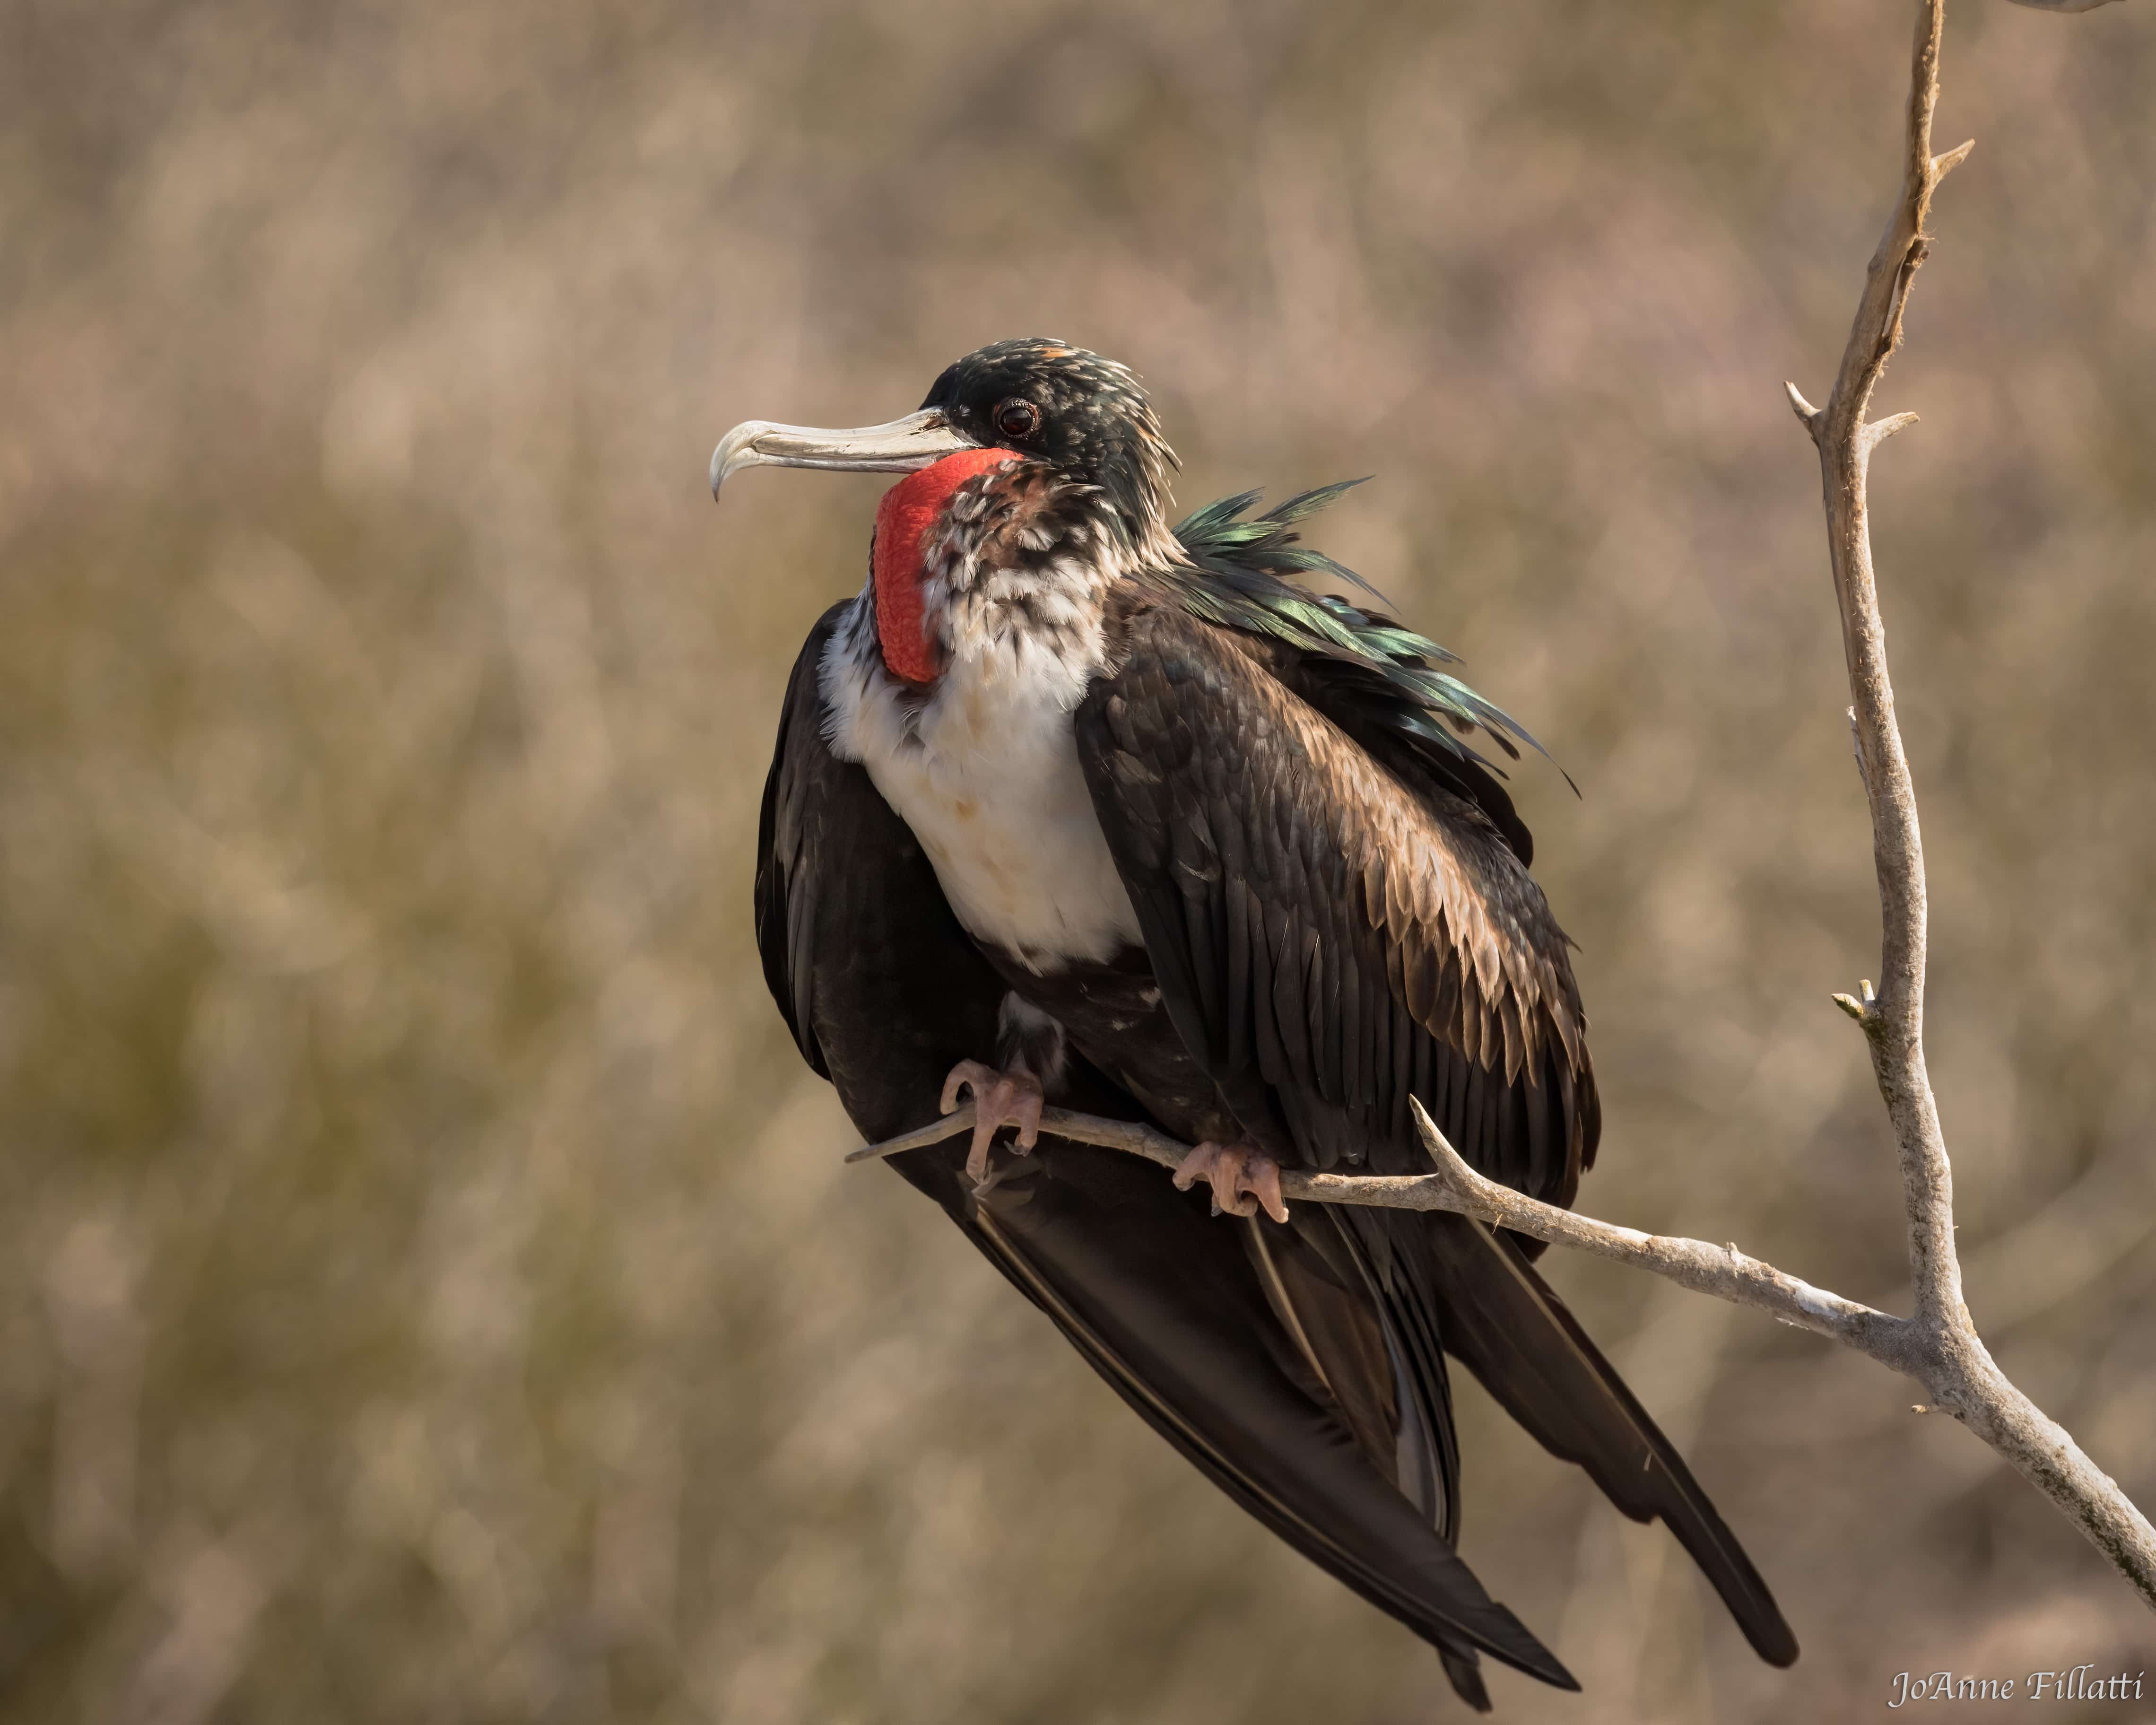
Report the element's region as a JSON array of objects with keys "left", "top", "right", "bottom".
[{"left": 714, "top": 338, "right": 1796, "bottom": 1708}]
